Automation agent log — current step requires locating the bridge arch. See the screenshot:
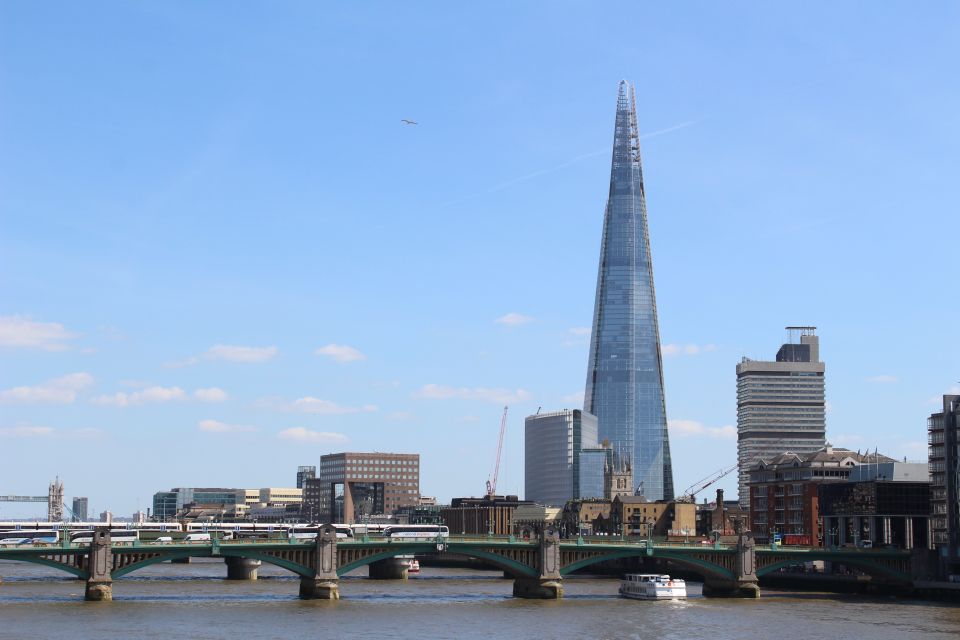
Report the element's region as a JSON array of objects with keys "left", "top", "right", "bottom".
[
  {"left": 756, "top": 553, "right": 910, "bottom": 583},
  {"left": 112, "top": 549, "right": 315, "bottom": 579},
  {"left": 560, "top": 548, "right": 736, "bottom": 582},
  {"left": 337, "top": 544, "right": 539, "bottom": 578},
  {"left": 0, "top": 554, "right": 86, "bottom": 578}
]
